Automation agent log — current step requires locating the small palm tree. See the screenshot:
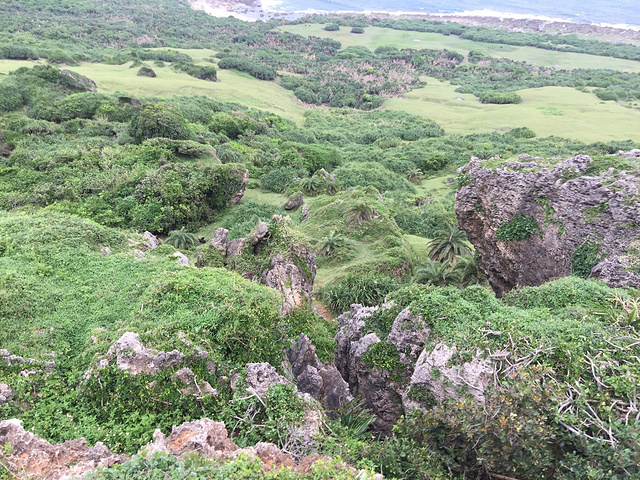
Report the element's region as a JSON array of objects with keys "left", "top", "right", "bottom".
[
  {"left": 413, "top": 259, "right": 461, "bottom": 287},
  {"left": 300, "top": 175, "right": 322, "bottom": 196},
  {"left": 165, "top": 227, "right": 197, "bottom": 250},
  {"left": 345, "top": 202, "right": 376, "bottom": 226},
  {"left": 406, "top": 167, "right": 424, "bottom": 184},
  {"left": 319, "top": 230, "right": 354, "bottom": 256},
  {"left": 451, "top": 254, "right": 484, "bottom": 287},
  {"left": 426, "top": 225, "right": 472, "bottom": 263}
]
